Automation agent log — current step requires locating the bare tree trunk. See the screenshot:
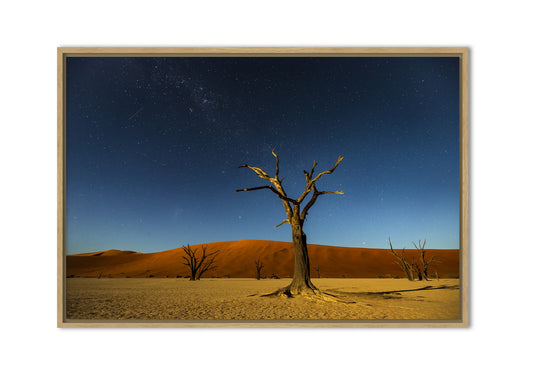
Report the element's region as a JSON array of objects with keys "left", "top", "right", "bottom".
[
  {"left": 412, "top": 258, "right": 423, "bottom": 281},
  {"left": 264, "top": 220, "right": 319, "bottom": 297},
  {"left": 255, "top": 258, "right": 264, "bottom": 280},
  {"left": 404, "top": 263, "right": 415, "bottom": 281},
  {"left": 286, "top": 223, "right": 318, "bottom": 294}
]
